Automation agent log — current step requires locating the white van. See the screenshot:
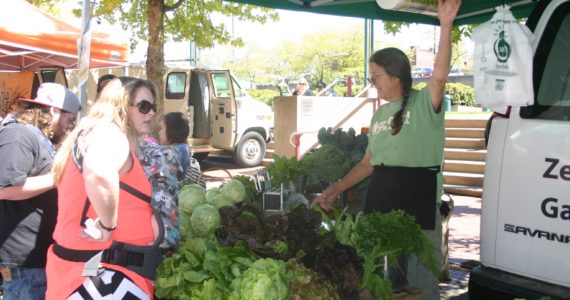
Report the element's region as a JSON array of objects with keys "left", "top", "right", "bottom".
[{"left": 469, "top": 0, "right": 570, "bottom": 298}]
